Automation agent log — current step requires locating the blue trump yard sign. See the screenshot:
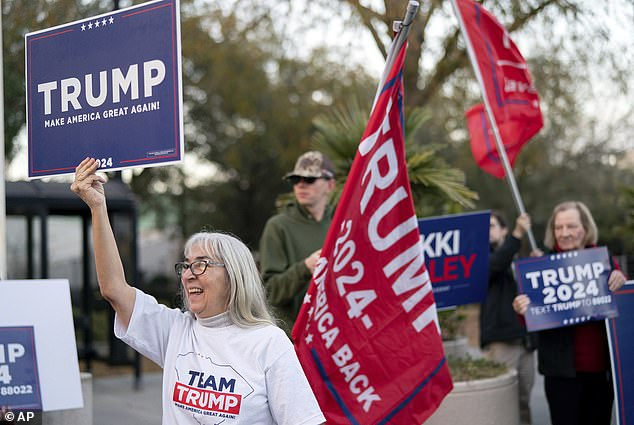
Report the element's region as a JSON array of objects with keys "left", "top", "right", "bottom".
[
  {"left": 608, "top": 281, "right": 634, "bottom": 425},
  {"left": 417, "top": 211, "right": 490, "bottom": 309},
  {"left": 0, "top": 327, "right": 42, "bottom": 411},
  {"left": 25, "top": 0, "right": 183, "bottom": 178},
  {"left": 515, "top": 247, "right": 618, "bottom": 332}
]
